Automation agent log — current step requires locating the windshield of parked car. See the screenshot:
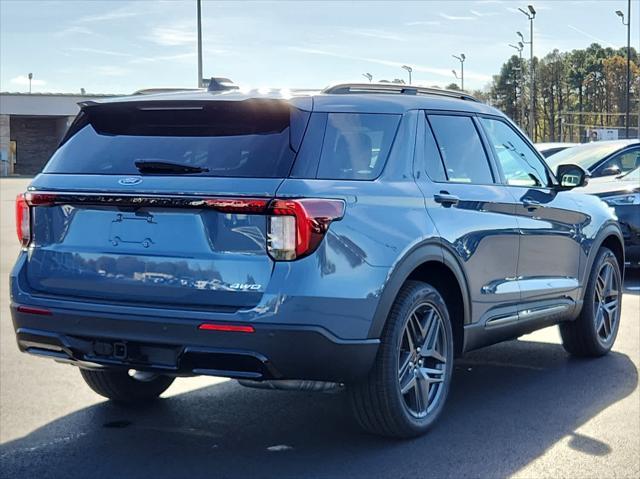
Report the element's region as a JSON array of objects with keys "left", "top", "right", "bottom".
[{"left": 546, "top": 142, "right": 627, "bottom": 171}]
